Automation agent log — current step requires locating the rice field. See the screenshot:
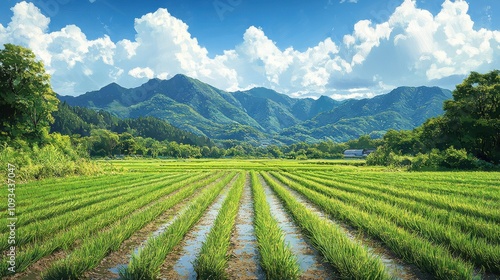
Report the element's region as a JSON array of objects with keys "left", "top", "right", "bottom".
[{"left": 2, "top": 159, "right": 499, "bottom": 279}]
